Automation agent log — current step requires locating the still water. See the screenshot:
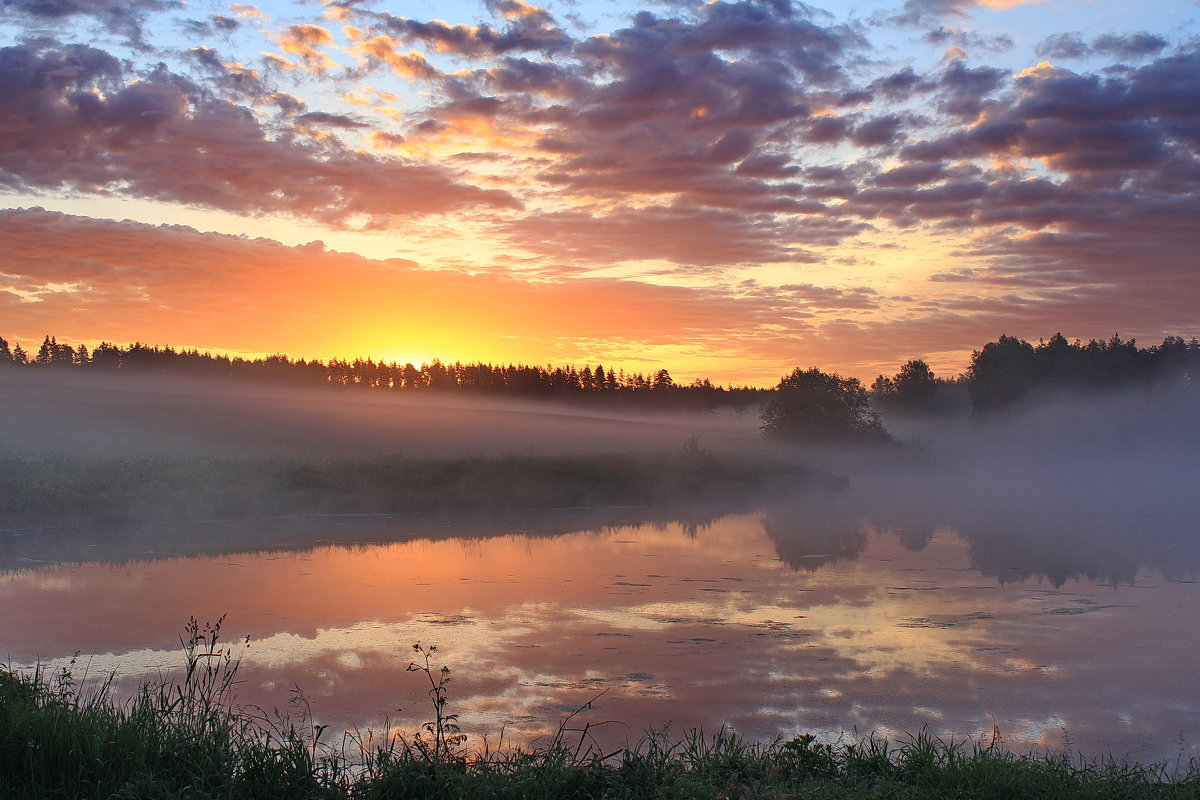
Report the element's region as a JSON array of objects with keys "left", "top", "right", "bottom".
[{"left": 2, "top": 495, "right": 1198, "bottom": 765}]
